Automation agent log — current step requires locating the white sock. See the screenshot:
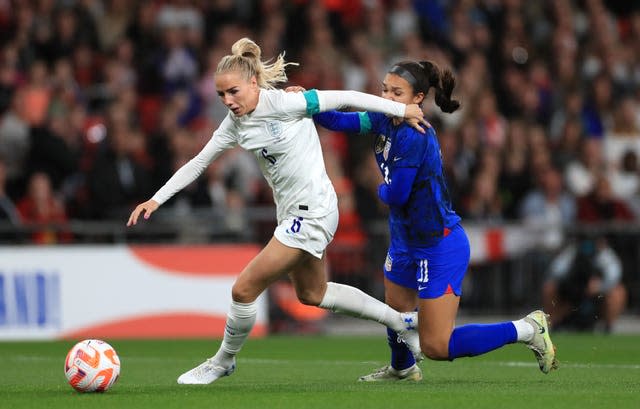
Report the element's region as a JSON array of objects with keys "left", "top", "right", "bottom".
[
  {"left": 319, "top": 282, "right": 404, "bottom": 332},
  {"left": 512, "top": 318, "right": 535, "bottom": 342},
  {"left": 213, "top": 300, "right": 257, "bottom": 366}
]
